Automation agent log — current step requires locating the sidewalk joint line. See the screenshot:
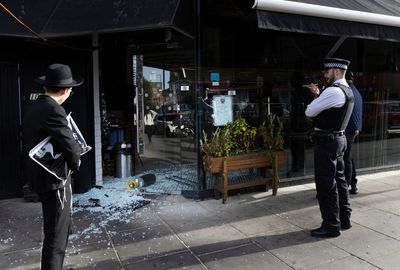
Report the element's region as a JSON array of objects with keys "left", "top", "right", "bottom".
[{"left": 152, "top": 206, "right": 211, "bottom": 270}]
